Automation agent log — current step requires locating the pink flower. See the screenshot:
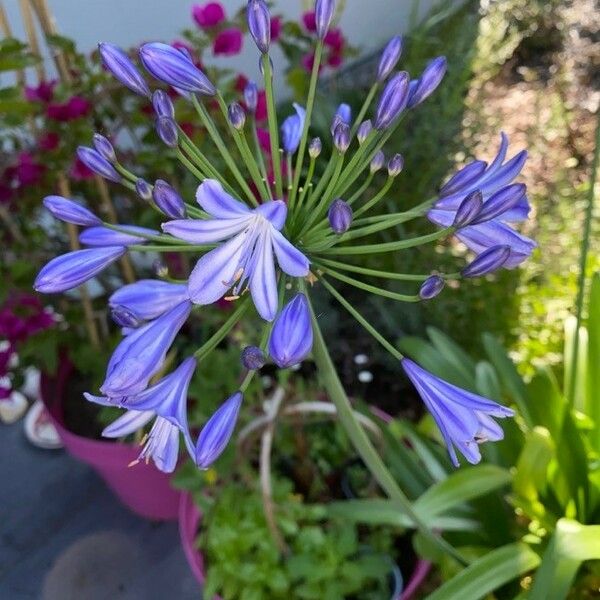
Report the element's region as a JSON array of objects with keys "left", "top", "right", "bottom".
[
  {"left": 0, "top": 183, "right": 13, "bottom": 205},
  {"left": 46, "top": 95, "right": 91, "bottom": 122},
  {"left": 180, "top": 122, "right": 195, "bottom": 137},
  {"left": 192, "top": 2, "right": 225, "bottom": 28},
  {"left": 256, "top": 127, "right": 271, "bottom": 154},
  {"left": 302, "top": 11, "right": 317, "bottom": 32},
  {"left": 15, "top": 153, "right": 45, "bottom": 186},
  {"left": 0, "top": 293, "right": 55, "bottom": 344},
  {"left": 255, "top": 90, "right": 267, "bottom": 121},
  {"left": 70, "top": 156, "right": 94, "bottom": 181},
  {"left": 213, "top": 28, "right": 243, "bottom": 56},
  {"left": 38, "top": 131, "right": 60, "bottom": 152},
  {"left": 24, "top": 79, "right": 56, "bottom": 103},
  {"left": 235, "top": 74, "right": 249, "bottom": 93},
  {"left": 328, "top": 52, "right": 343, "bottom": 68},
  {"left": 271, "top": 16, "right": 282, "bottom": 42},
  {"left": 324, "top": 28, "right": 344, "bottom": 53}
]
